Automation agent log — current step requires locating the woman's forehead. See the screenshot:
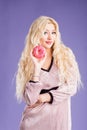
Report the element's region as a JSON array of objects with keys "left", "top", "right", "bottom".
[{"left": 44, "top": 23, "right": 56, "bottom": 30}]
